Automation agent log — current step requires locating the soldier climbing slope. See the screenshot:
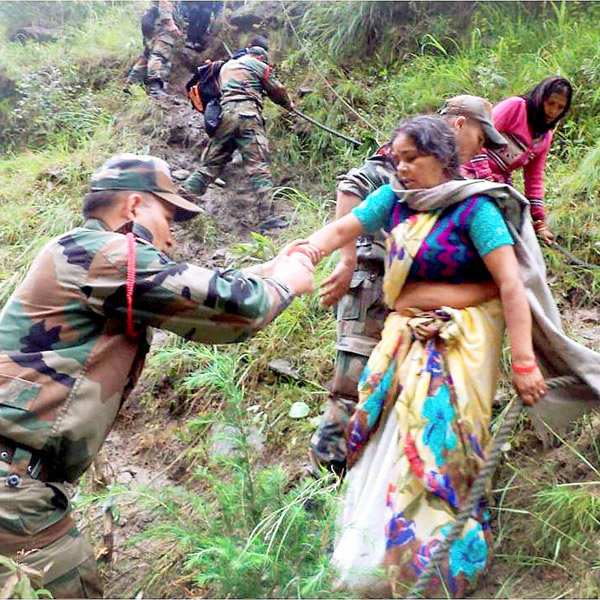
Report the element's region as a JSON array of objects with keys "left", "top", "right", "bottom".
[
  {"left": 124, "top": 1, "right": 223, "bottom": 98},
  {"left": 184, "top": 37, "right": 294, "bottom": 232},
  {"left": 181, "top": 0, "right": 223, "bottom": 51},
  {"left": 0, "top": 154, "right": 313, "bottom": 598}
]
